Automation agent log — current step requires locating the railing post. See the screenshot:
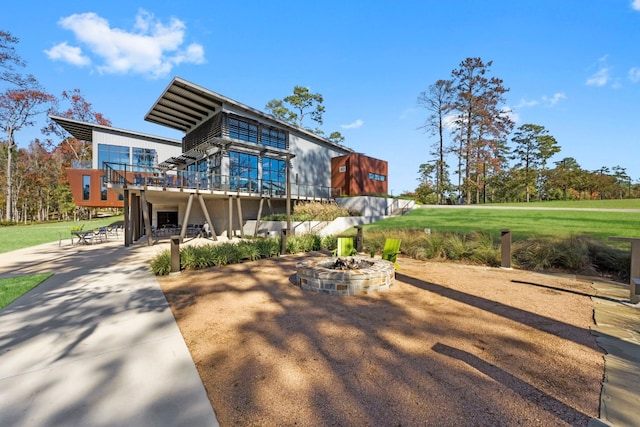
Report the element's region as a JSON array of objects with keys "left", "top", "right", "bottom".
[{"left": 501, "top": 229, "right": 512, "bottom": 269}]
